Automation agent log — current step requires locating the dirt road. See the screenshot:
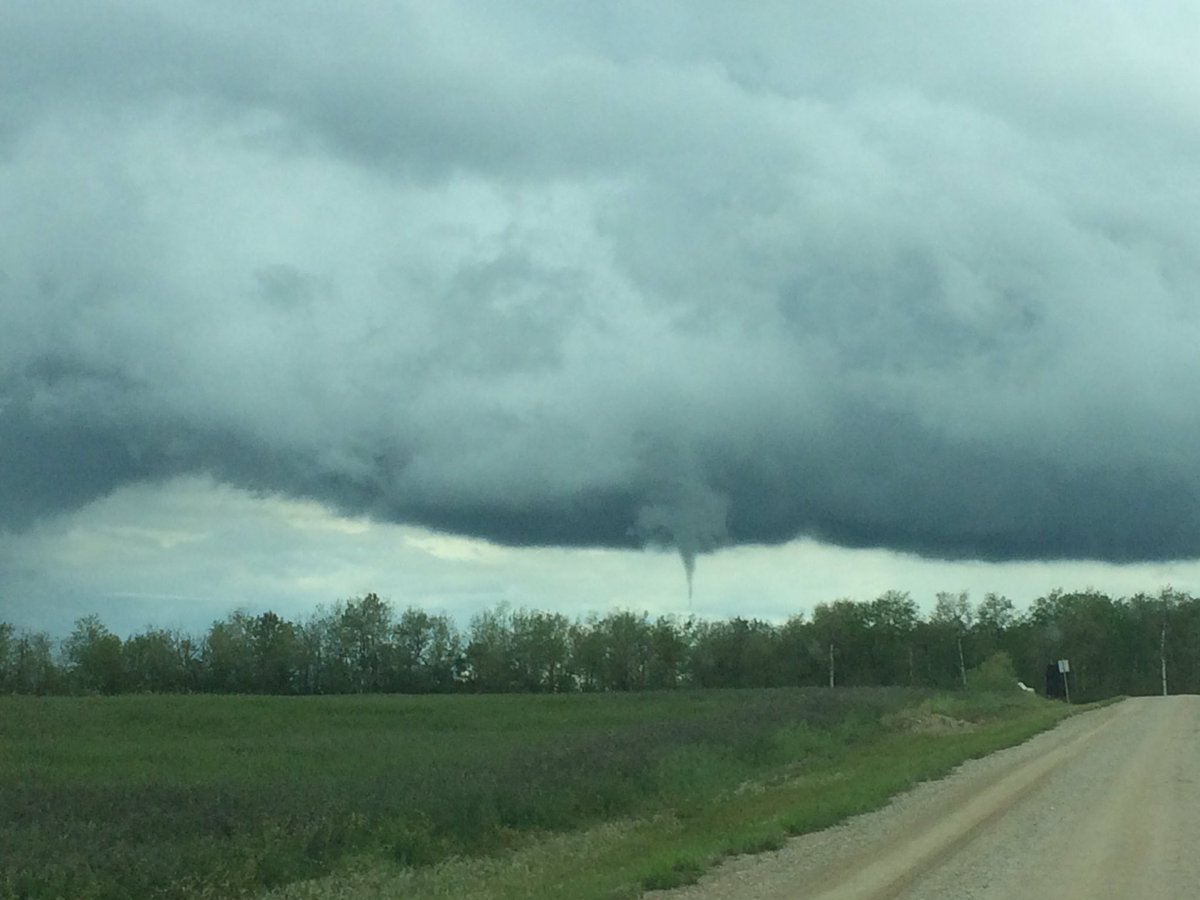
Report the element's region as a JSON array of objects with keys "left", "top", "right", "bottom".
[{"left": 650, "top": 696, "right": 1200, "bottom": 900}]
